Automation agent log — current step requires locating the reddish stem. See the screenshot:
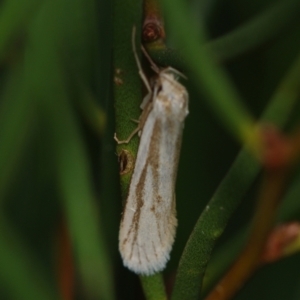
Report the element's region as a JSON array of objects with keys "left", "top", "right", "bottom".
[{"left": 56, "top": 221, "right": 74, "bottom": 300}]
